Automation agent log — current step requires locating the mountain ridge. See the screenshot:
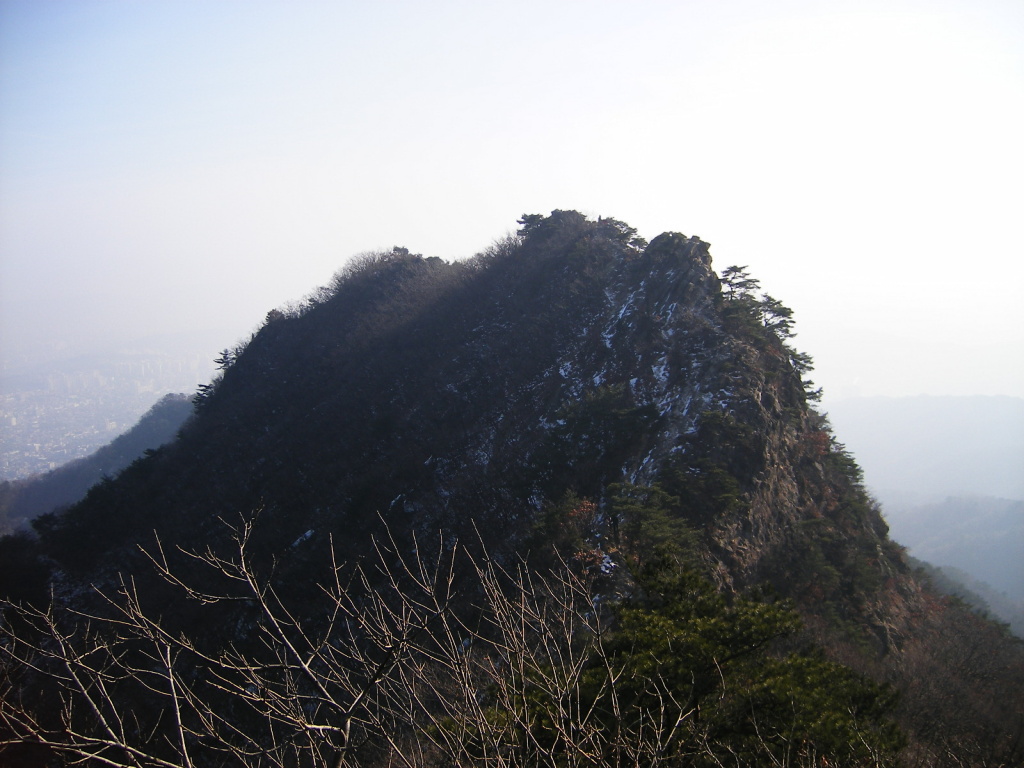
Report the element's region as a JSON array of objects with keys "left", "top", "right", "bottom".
[{"left": 2, "top": 211, "right": 1021, "bottom": 767}]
